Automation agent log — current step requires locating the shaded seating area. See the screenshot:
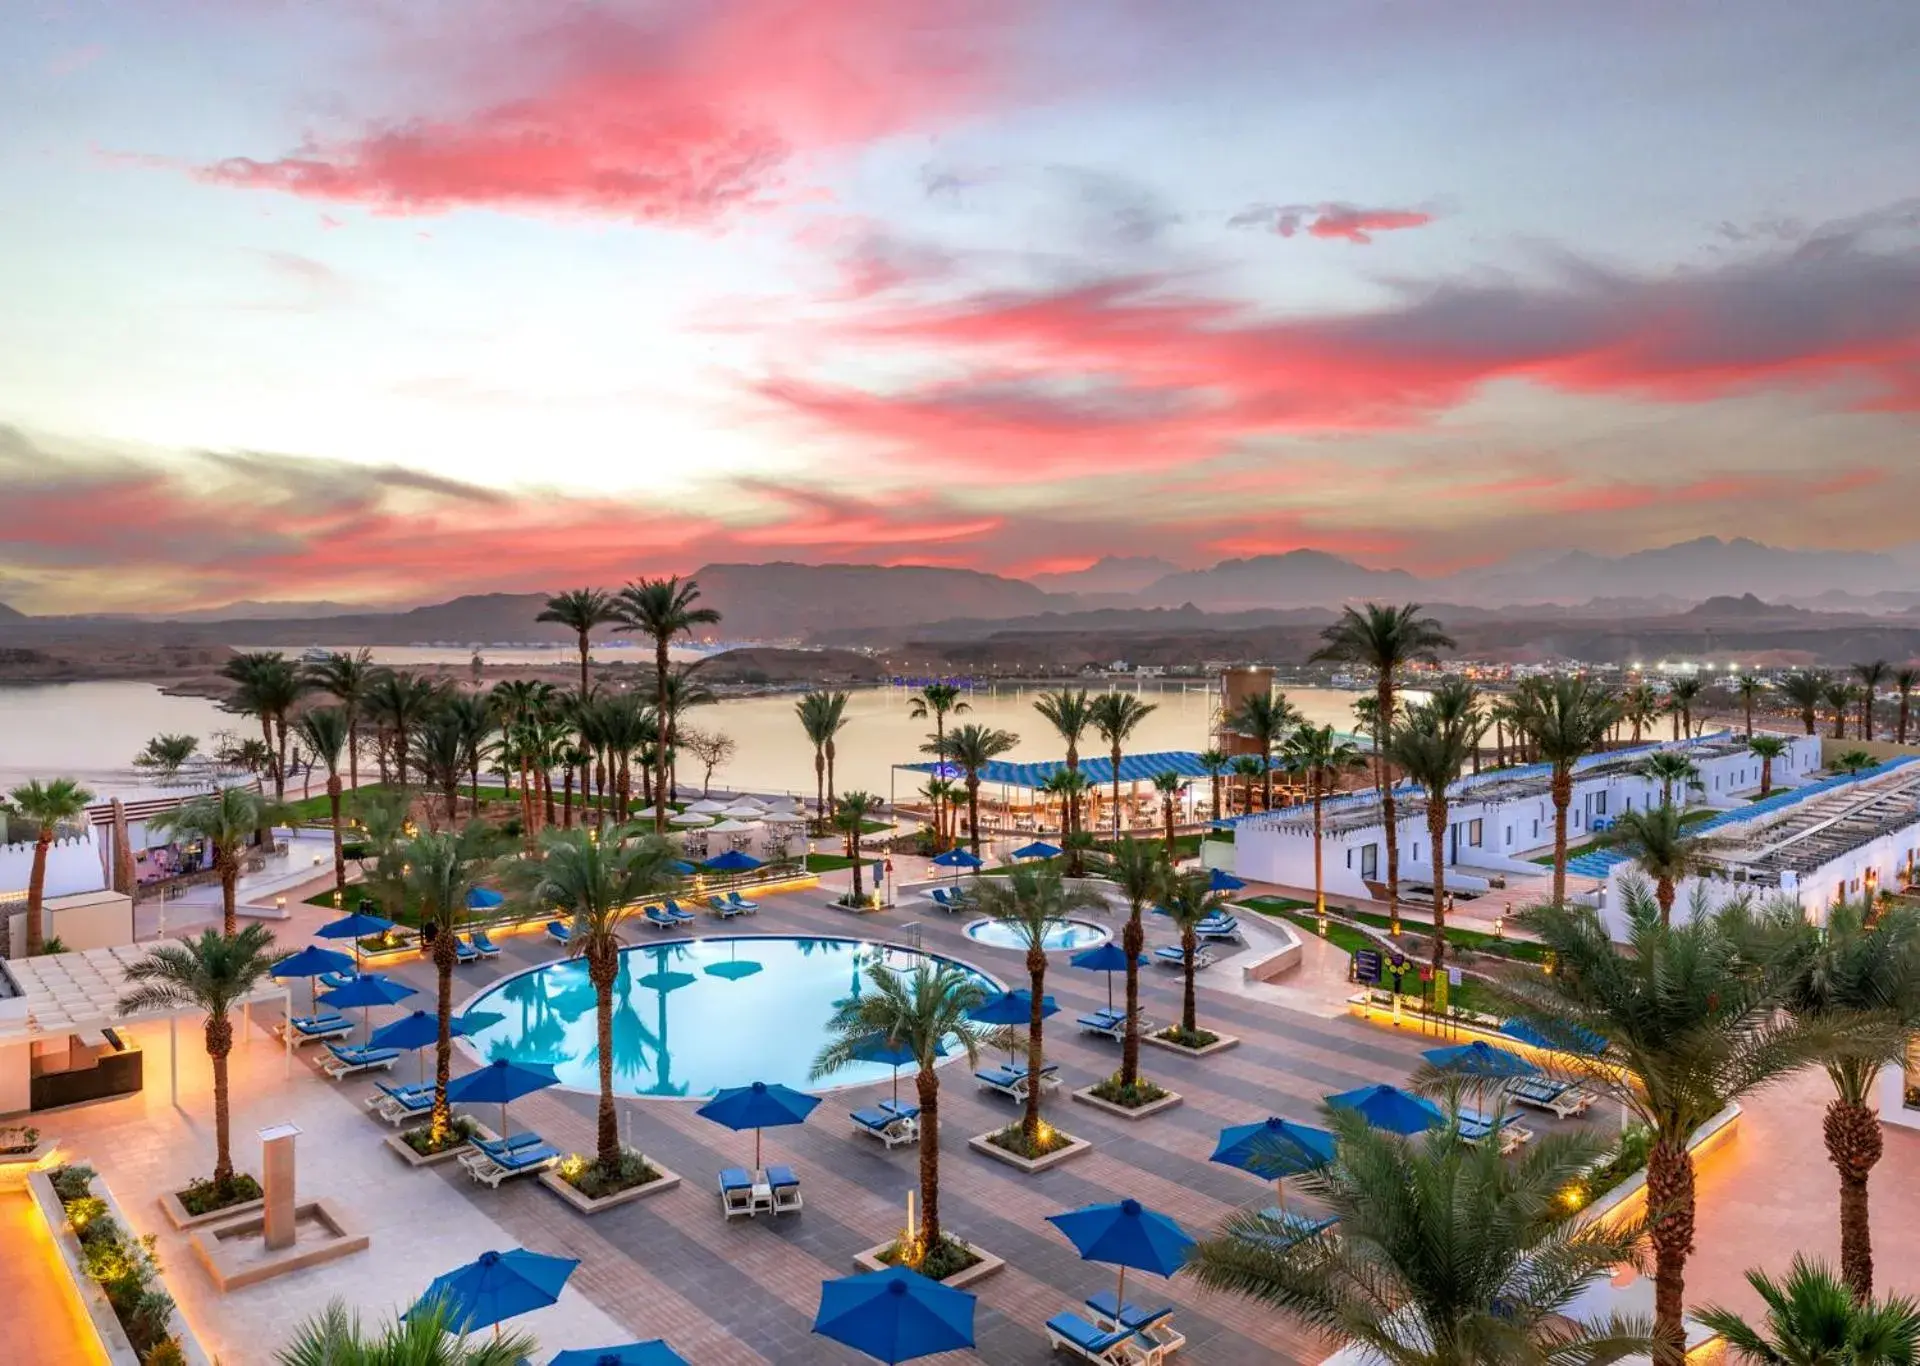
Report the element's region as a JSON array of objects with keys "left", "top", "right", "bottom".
[
  {"left": 849, "top": 1104, "right": 919, "bottom": 1148},
  {"left": 1045, "top": 1313, "right": 1152, "bottom": 1364},
  {"left": 718, "top": 1166, "right": 758, "bottom": 1219},
  {"left": 281, "top": 1012, "right": 352, "bottom": 1045},
  {"left": 1085, "top": 1290, "right": 1186, "bottom": 1358},
  {"left": 367, "top": 1079, "right": 434, "bottom": 1124}
]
